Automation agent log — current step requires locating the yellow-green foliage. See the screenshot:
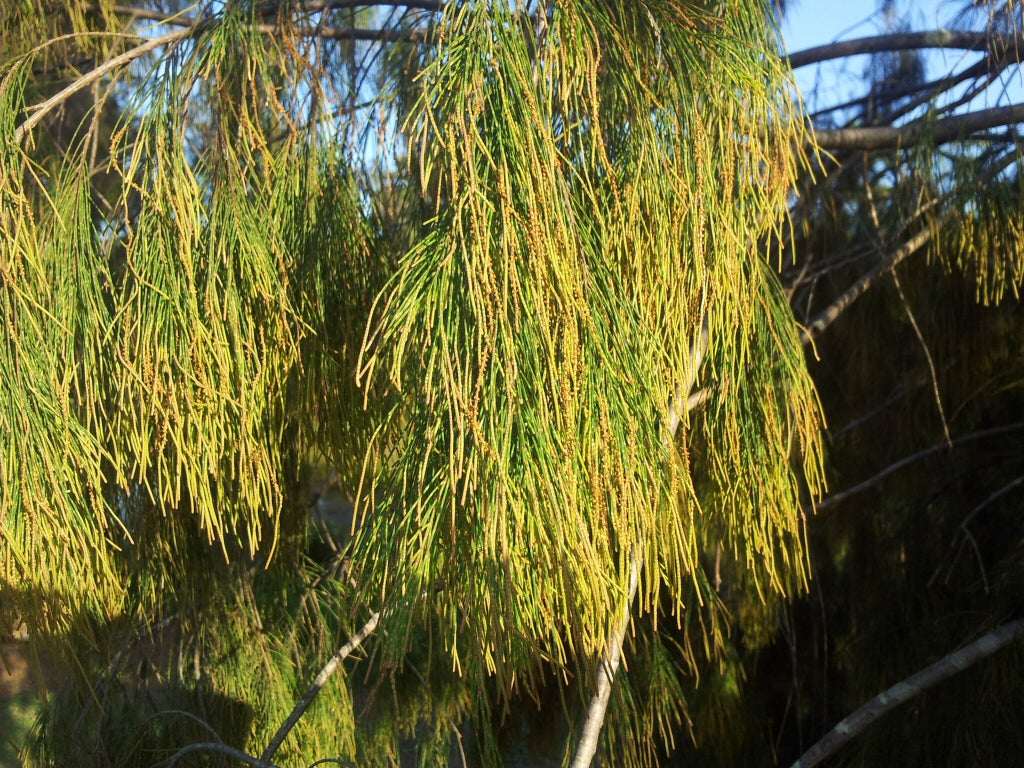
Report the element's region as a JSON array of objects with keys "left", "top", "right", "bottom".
[
  {"left": 354, "top": 0, "right": 822, "bottom": 683},
  {"left": 2, "top": 2, "right": 826, "bottom": 766}
]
